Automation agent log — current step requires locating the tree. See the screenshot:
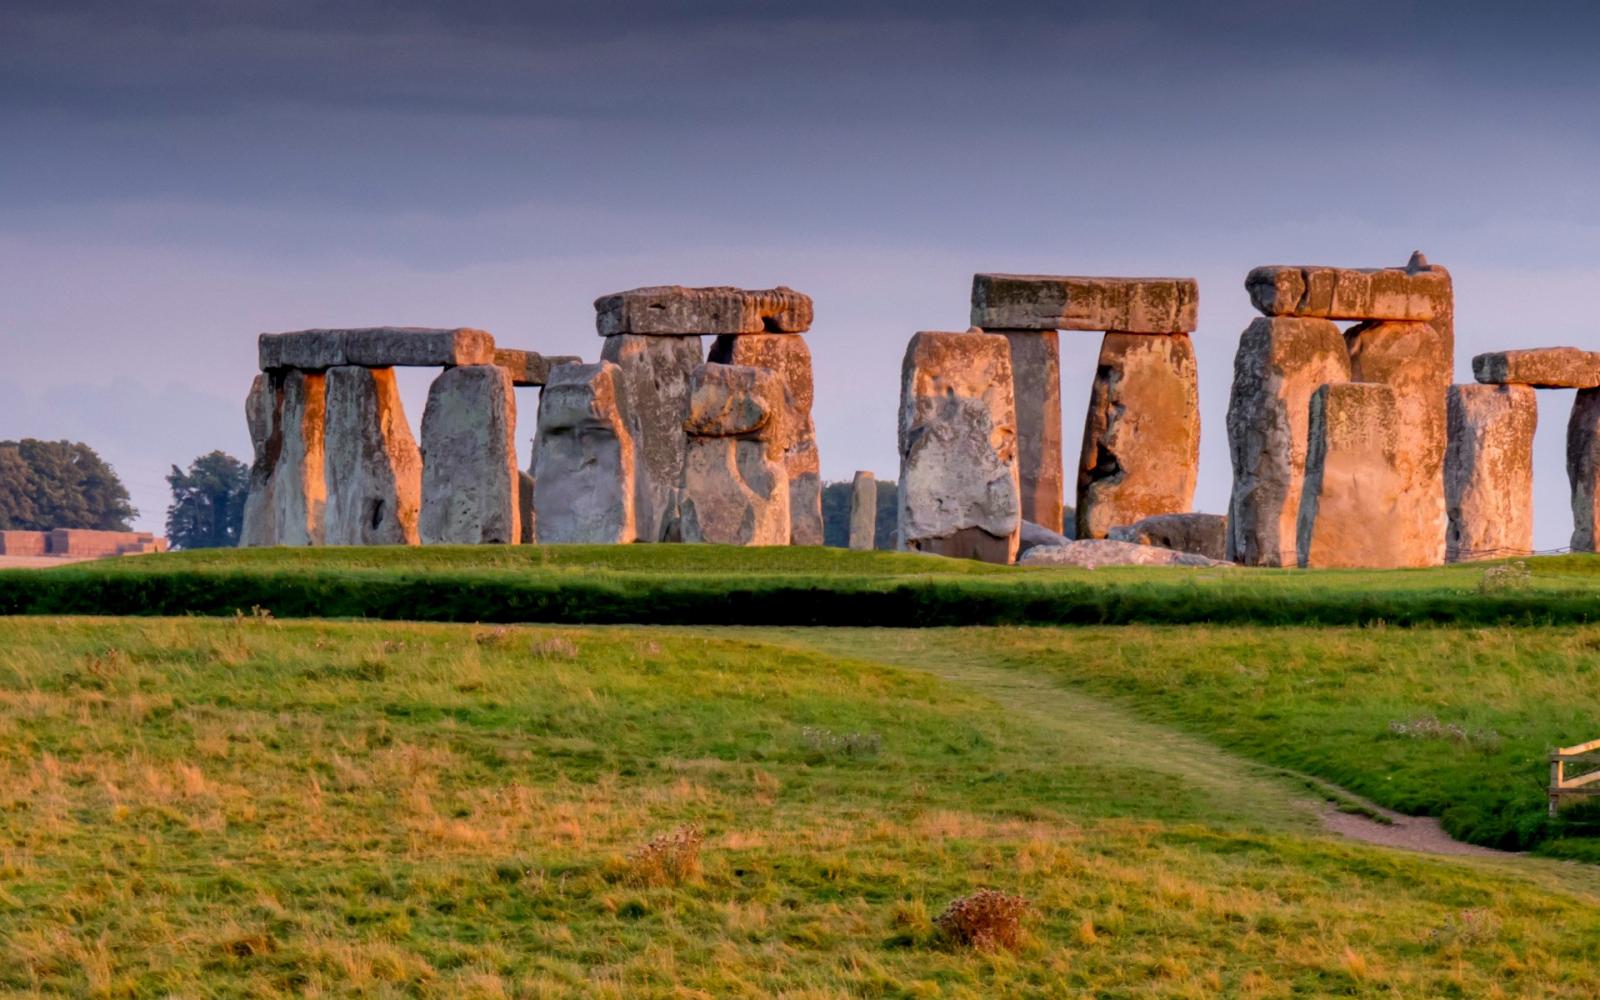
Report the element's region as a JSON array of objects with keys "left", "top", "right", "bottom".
[
  {"left": 0, "top": 439, "right": 136, "bottom": 531},
  {"left": 165, "top": 451, "right": 249, "bottom": 550}
]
